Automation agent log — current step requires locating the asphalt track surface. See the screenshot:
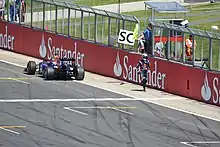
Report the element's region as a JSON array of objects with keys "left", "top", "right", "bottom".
[{"left": 1, "top": 62, "right": 220, "bottom": 147}]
